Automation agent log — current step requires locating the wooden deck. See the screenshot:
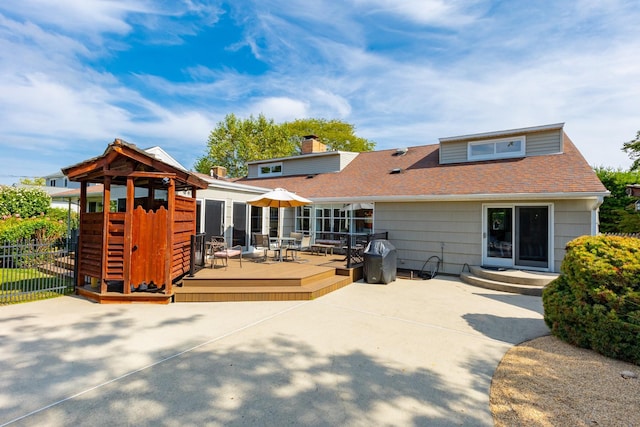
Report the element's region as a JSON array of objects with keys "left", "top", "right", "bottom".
[
  {"left": 76, "top": 251, "right": 362, "bottom": 304},
  {"left": 175, "top": 251, "right": 361, "bottom": 303}
]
